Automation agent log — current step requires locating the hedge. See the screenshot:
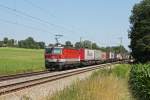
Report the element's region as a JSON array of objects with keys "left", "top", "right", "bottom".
[{"left": 129, "top": 63, "right": 150, "bottom": 100}]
